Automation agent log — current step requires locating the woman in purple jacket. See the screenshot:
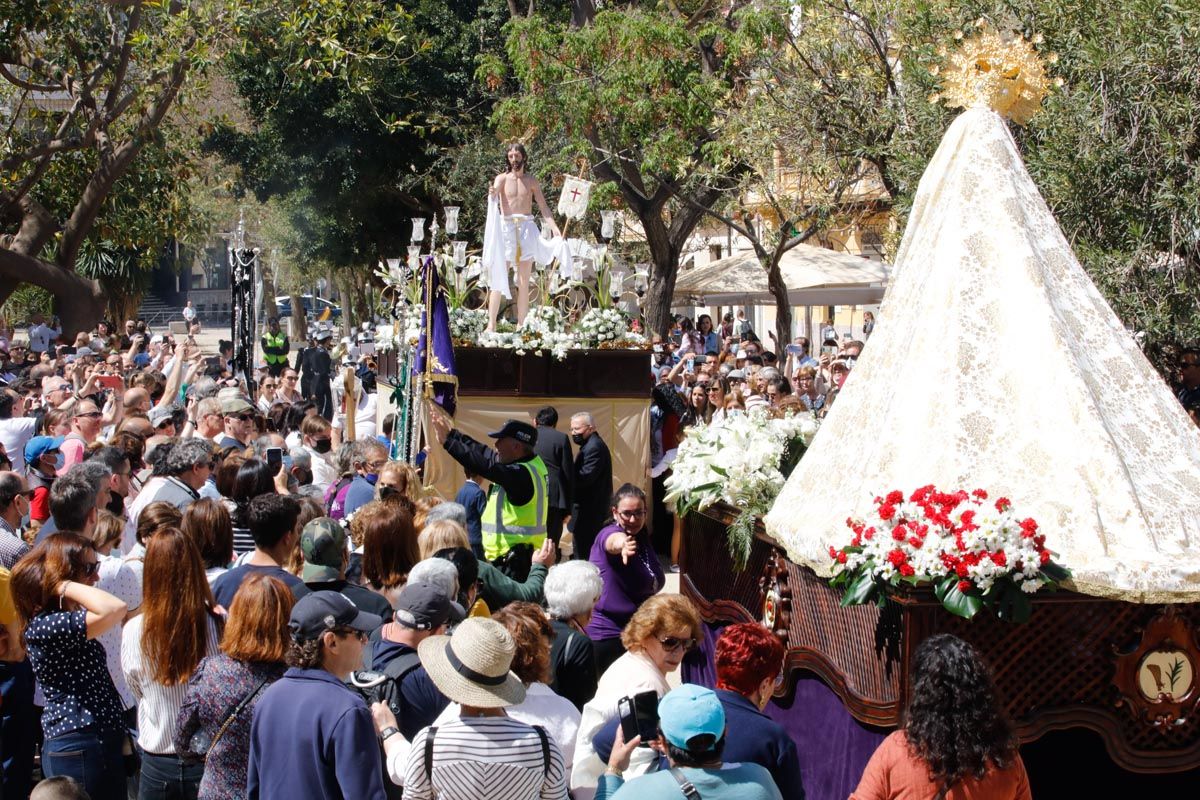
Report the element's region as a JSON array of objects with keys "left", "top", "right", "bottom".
[{"left": 586, "top": 484, "right": 665, "bottom": 674}]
